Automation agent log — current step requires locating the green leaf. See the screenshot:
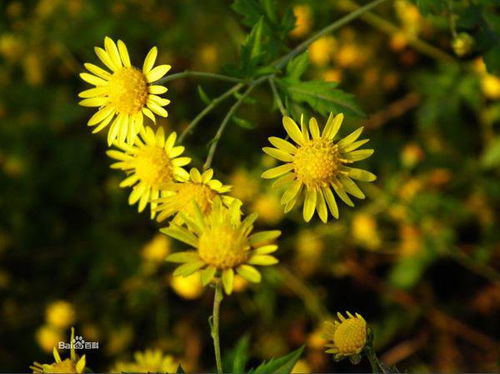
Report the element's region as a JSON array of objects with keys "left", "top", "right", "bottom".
[
  {"left": 484, "top": 46, "right": 500, "bottom": 75},
  {"left": 240, "top": 17, "right": 266, "bottom": 77},
  {"left": 277, "top": 78, "right": 365, "bottom": 118},
  {"left": 224, "top": 335, "right": 251, "bottom": 373},
  {"left": 249, "top": 345, "right": 304, "bottom": 374},
  {"left": 286, "top": 51, "right": 309, "bottom": 80},
  {"left": 197, "top": 85, "right": 211, "bottom": 105},
  {"left": 481, "top": 137, "right": 500, "bottom": 169},
  {"left": 233, "top": 116, "right": 255, "bottom": 129},
  {"left": 176, "top": 364, "right": 186, "bottom": 374}
]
